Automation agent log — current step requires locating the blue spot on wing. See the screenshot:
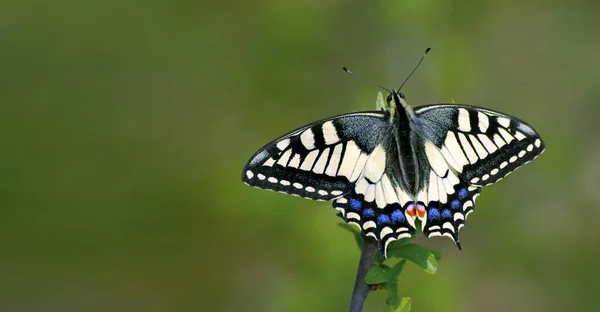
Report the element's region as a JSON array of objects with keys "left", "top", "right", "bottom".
[
  {"left": 362, "top": 208, "right": 375, "bottom": 218},
  {"left": 458, "top": 188, "right": 468, "bottom": 200},
  {"left": 428, "top": 208, "right": 440, "bottom": 221},
  {"left": 441, "top": 209, "right": 452, "bottom": 219},
  {"left": 349, "top": 198, "right": 362, "bottom": 211},
  {"left": 450, "top": 200, "right": 461, "bottom": 210},
  {"left": 377, "top": 214, "right": 391, "bottom": 225},
  {"left": 391, "top": 209, "right": 405, "bottom": 223}
]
